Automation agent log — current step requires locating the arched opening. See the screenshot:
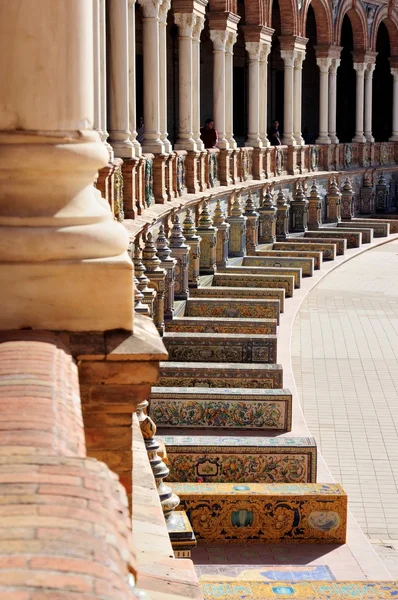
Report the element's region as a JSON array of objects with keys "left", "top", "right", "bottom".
[
  {"left": 336, "top": 14, "right": 356, "bottom": 142},
  {"left": 268, "top": 0, "right": 284, "bottom": 139},
  {"left": 302, "top": 5, "right": 319, "bottom": 143},
  {"left": 373, "top": 22, "right": 392, "bottom": 141},
  {"left": 232, "top": 0, "right": 248, "bottom": 146},
  {"left": 199, "top": 16, "right": 214, "bottom": 133}
]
